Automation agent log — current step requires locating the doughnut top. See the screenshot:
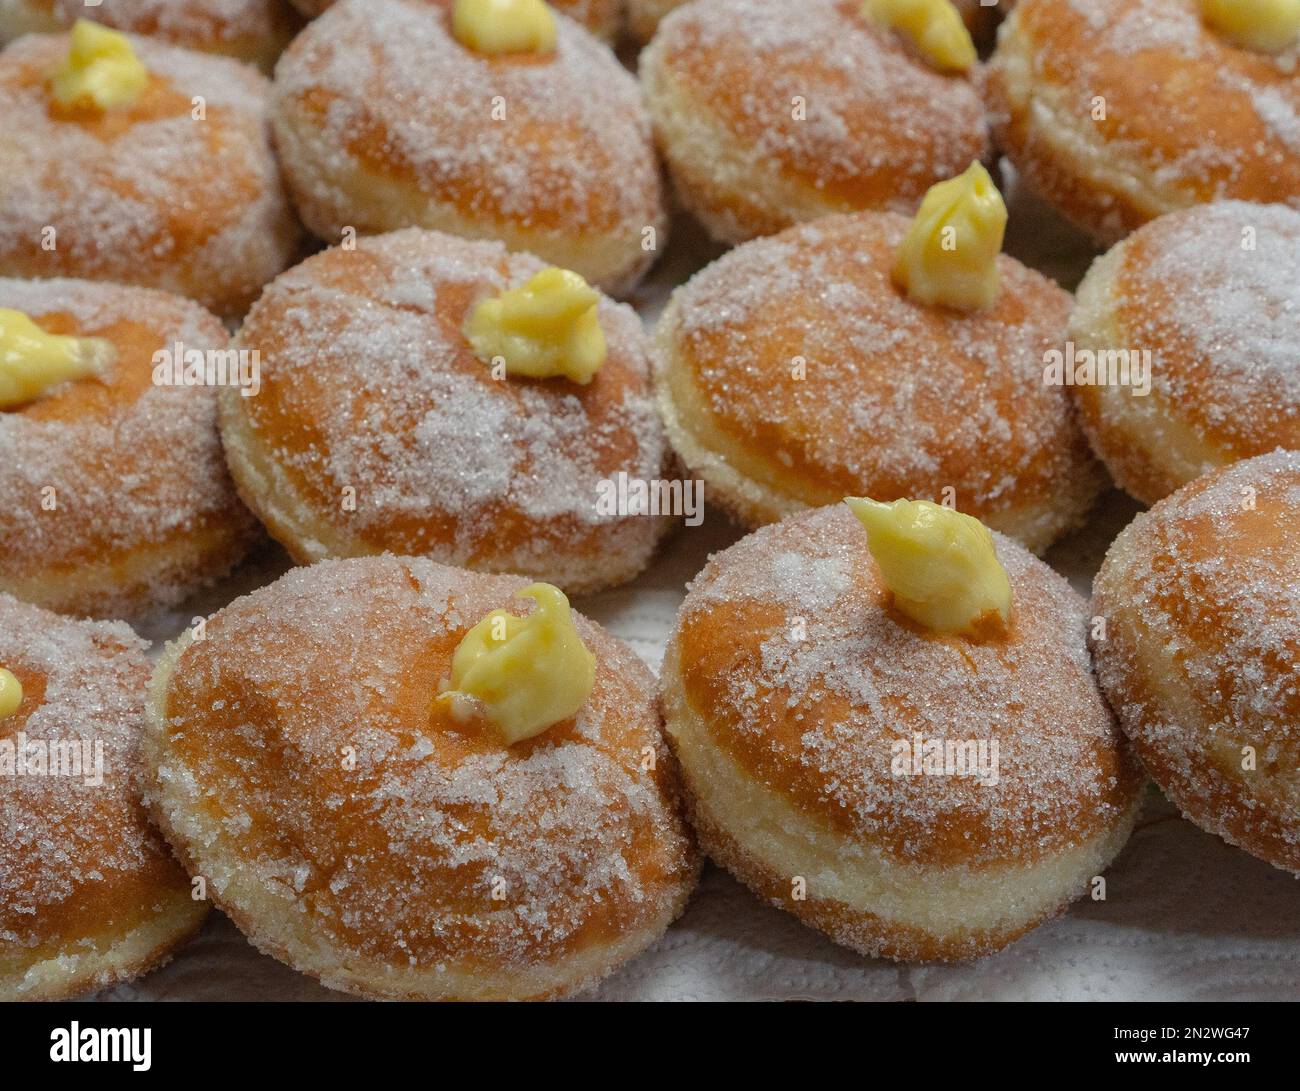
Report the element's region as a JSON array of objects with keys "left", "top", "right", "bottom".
[
  {"left": 32, "top": 0, "right": 300, "bottom": 52},
  {"left": 0, "top": 278, "right": 239, "bottom": 598},
  {"left": 1097, "top": 450, "right": 1300, "bottom": 754},
  {"left": 272, "top": 0, "right": 659, "bottom": 236},
  {"left": 233, "top": 229, "right": 667, "bottom": 568},
  {"left": 670, "top": 504, "right": 1140, "bottom": 868},
  {"left": 0, "top": 594, "right": 186, "bottom": 960},
  {"left": 1004, "top": 0, "right": 1300, "bottom": 208},
  {"left": 1114, "top": 201, "right": 1300, "bottom": 456},
  {"left": 648, "top": 0, "right": 989, "bottom": 210},
  {"left": 0, "top": 31, "right": 287, "bottom": 308},
  {"left": 152, "top": 555, "right": 696, "bottom": 975},
  {"left": 661, "top": 212, "right": 1082, "bottom": 519}
]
